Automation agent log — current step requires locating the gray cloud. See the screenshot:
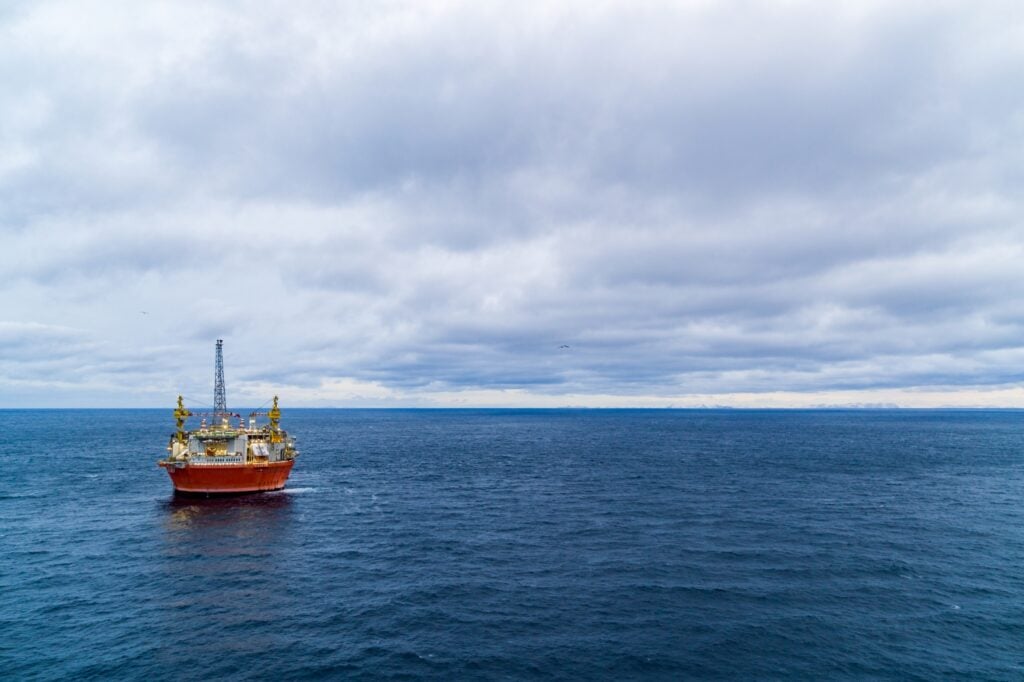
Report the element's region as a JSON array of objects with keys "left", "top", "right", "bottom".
[{"left": 1, "top": 0, "right": 1023, "bottom": 407}]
